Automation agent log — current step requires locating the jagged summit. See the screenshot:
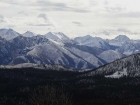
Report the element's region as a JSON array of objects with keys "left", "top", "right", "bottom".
[
  {"left": 0, "top": 28, "right": 20, "bottom": 40},
  {"left": 1, "top": 28, "right": 140, "bottom": 70},
  {"left": 108, "top": 35, "right": 131, "bottom": 47},
  {"left": 45, "top": 32, "right": 72, "bottom": 43},
  {"left": 22, "top": 31, "right": 36, "bottom": 37},
  {"left": 74, "top": 35, "right": 110, "bottom": 49},
  {"left": 114, "top": 35, "right": 130, "bottom": 41}
]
